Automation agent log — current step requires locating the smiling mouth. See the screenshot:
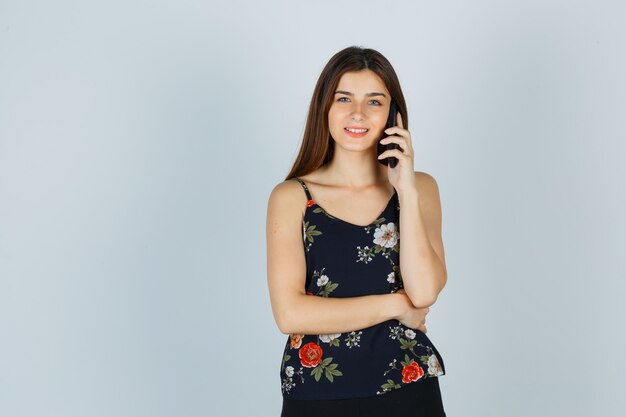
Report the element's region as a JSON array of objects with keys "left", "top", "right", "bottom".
[{"left": 344, "top": 127, "right": 369, "bottom": 133}]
